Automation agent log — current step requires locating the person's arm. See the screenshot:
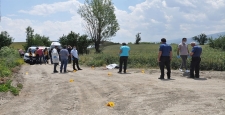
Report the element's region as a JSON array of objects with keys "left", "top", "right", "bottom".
[
  {"left": 190, "top": 48, "right": 194, "bottom": 56},
  {"left": 158, "top": 51, "right": 162, "bottom": 62},
  {"left": 177, "top": 45, "right": 180, "bottom": 55},
  {"left": 119, "top": 49, "right": 122, "bottom": 55},
  {"left": 170, "top": 51, "right": 172, "bottom": 60}
]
